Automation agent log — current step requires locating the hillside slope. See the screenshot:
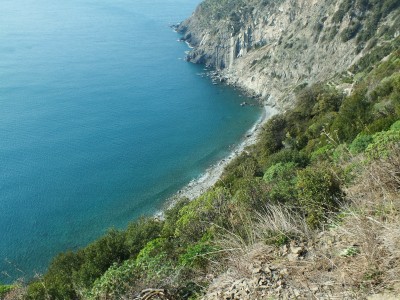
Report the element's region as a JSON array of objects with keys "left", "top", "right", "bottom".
[
  {"left": 178, "top": 0, "right": 400, "bottom": 107},
  {"left": 2, "top": 0, "right": 400, "bottom": 299}
]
